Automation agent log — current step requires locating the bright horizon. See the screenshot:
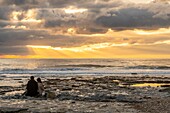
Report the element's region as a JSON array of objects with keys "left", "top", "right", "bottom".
[{"left": 0, "top": 0, "right": 170, "bottom": 59}]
